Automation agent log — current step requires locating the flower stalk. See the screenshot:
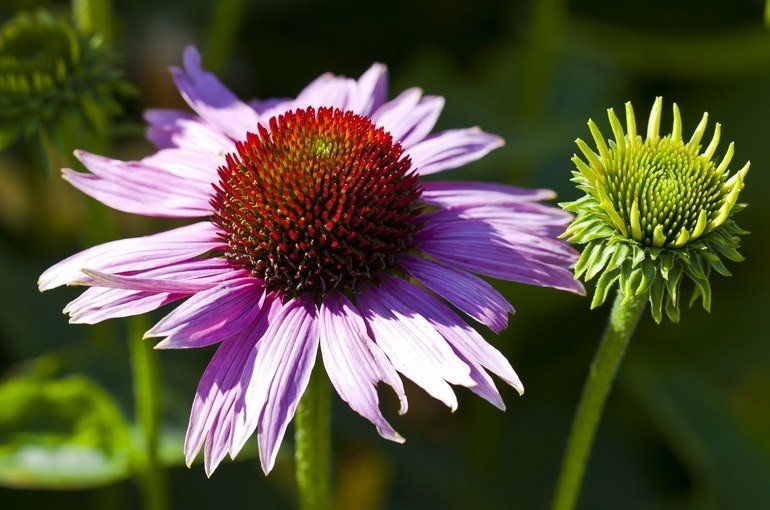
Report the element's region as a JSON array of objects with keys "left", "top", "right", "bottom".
[
  {"left": 128, "top": 316, "right": 169, "bottom": 510},
  {"left": 295, "top": 364, "right": 332, "bottom": 510},
  {"left": 551, "top": 289, "right": 646, "bottom": 510}
]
